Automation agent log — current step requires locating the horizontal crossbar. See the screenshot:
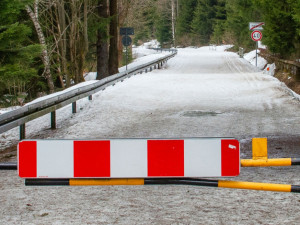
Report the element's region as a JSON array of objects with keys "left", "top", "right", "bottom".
[{"left": 24, "top": 178, "right": 300, "bottom": 193}]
